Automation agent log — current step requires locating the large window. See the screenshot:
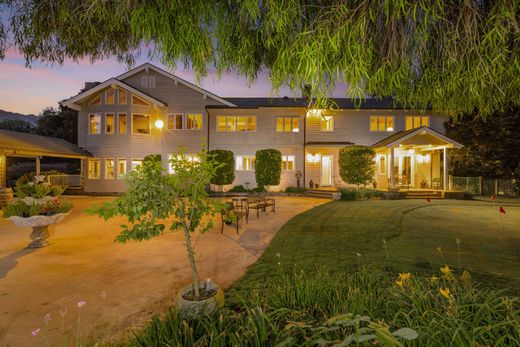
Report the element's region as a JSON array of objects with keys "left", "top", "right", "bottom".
[
  {"left": 118, "top": 113, "right": 127, "bottom": 134},
  {"left": 105, "top": 113, "right": 115, "bottom": 134},
  {"left": 89, "top": 114, "right": 101, "bottom": 135},
  {"left": 132, "top": 114, "right": 150, "bottom": 135},
  {"left": 276, "top": 116, "right": 299, "bottom": 132},
  {"left": 406, "top": 116, "right": 429, "bottom": 130},
  {"left": 105, "top": 159, "right": 115, "bottom": 179},
  {"left": 235, "top": 155, "right": 255, "bottom": 171},
  {"left": 186, "top": 113, "right": 202, "bottom": 130},
  {"left": 370, "top": 116, "right": 394, "bottom": 132},
  {"left": 131, "top": 159, "right": 143, "bottom": 171},
  {"left": 88, "top": 159, "right": 100, "bottom": 179},
  {"left": 105, "top": 89, "right": 115, "bottom": 104},
  {"left": 117, "top": 159, "right": 127, "bottom": 179},
  {"left": 167, "top": 114, "right": 183, "bottom": 130},
  {"left": 320, "top": 116, "right": 334, "bottom": 131},
  {"left": 281, "top": 155, "right": 295, "bottom": 170},
  {"left": 131, "top": 95, "right": 150, "bottom": 106},
  {"left": 118, "top": 89, "right": 127, "bottom": 105},
  {"left": 217, "top": 116, "right": 256, "bottom": 132}
]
